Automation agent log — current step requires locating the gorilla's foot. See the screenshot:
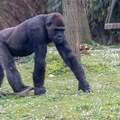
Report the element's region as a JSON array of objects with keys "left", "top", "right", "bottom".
[
  {"left": 14, "top": 86, "right": 34, "bottom": 97},
  {"left": 34, "top": 86, "right": 46, "bottom": 95},
  {"left": 0, "top": 88, "right": 11, "bottom": 95},
  {"left": 0, "top": 87, "right": 34, "bottom": 97}
]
